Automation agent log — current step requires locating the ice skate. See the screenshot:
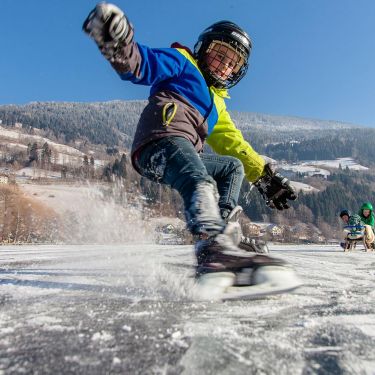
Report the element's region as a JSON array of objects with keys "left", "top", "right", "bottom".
[
  {"left": 239, "top": 236, "right": 269, "bottom": 253},
  {"left": 224, "top": 205, "right": 270, "bottom": 254},
  {"left": 224, "top": 205, "right": 244, "bottom": 223},
  {"left": 195, "top": 232, "right": 302, "bottom": 301}
]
